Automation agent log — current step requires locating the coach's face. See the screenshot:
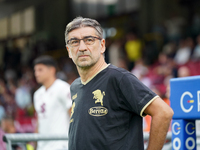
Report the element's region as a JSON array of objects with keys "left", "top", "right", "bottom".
[
  {"left": 34, "top": 64, "right": 54, "bottom": 84},
  {"left": 66, "top": 27, "right": 105, "bottom": 69}
]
